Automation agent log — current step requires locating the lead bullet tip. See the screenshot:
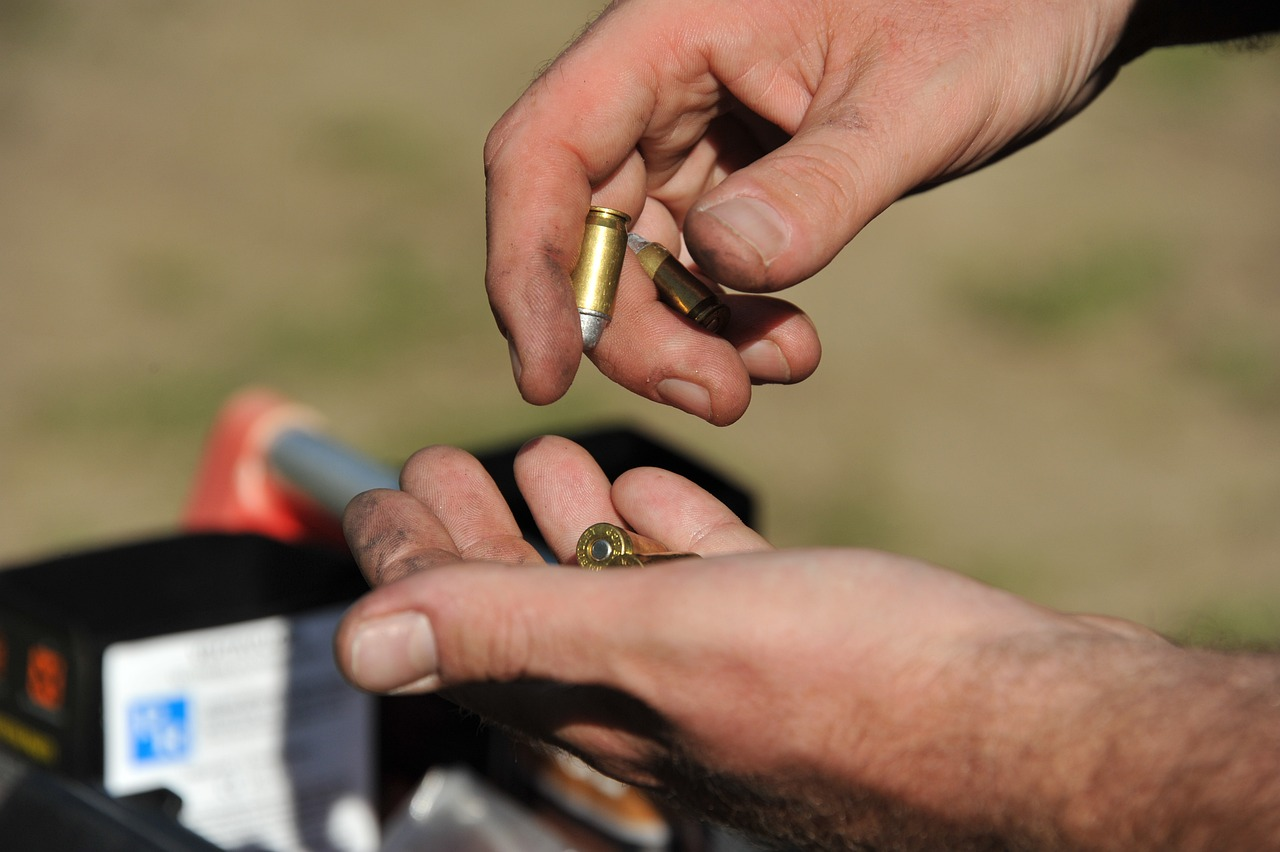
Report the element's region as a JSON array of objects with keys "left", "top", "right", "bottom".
[{"left": 579, "top": 311, "right": 609, "bottom": 350}]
